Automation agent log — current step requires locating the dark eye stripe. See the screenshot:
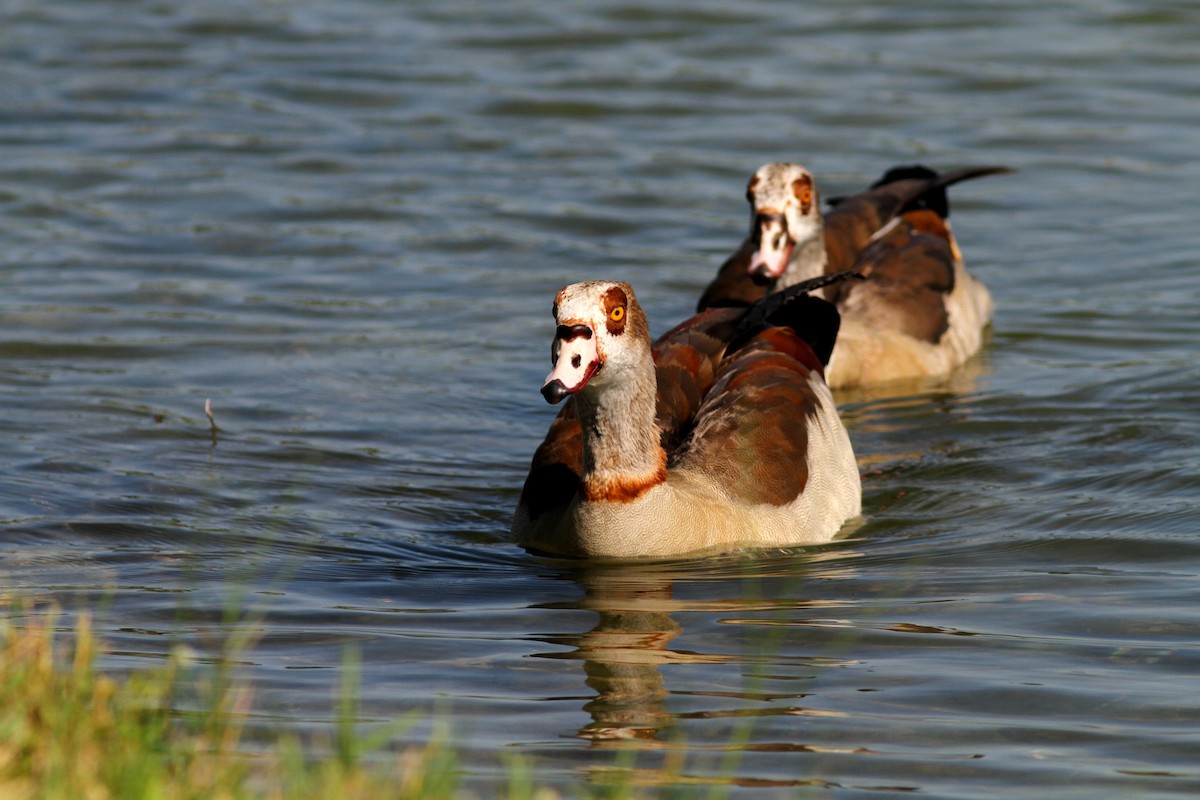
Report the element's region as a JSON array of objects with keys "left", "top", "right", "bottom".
[
  {"left": 556, "top": 324, "right": 592, "bottom": 342},
  {"left": 753, "top": 212, "right": 788, "bottom": 245}
]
